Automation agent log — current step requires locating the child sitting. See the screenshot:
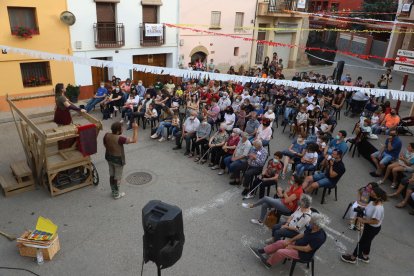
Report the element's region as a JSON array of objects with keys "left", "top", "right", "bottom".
[{"left": 348, "top": 182, "right": 378, "bottom": 230}]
